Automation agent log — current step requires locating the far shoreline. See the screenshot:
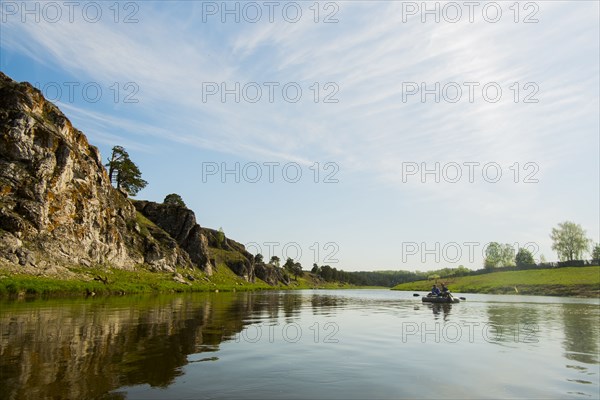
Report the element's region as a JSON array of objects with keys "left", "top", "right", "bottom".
[
  {"left": 2, "top": 265, "right": 598, "bottom": 300},
  {"left": 392, "top": 265, "right": 600, "bottom": 298}
]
